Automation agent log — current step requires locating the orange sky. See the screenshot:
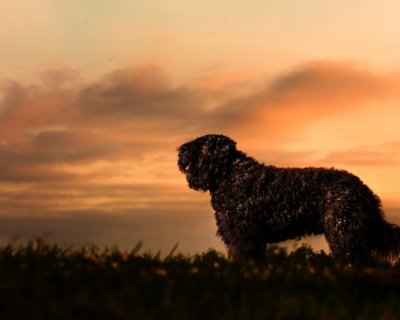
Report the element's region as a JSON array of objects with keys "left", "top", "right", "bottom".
[{"left": 1, "top": 1, "right": 400, "bottom": 255}]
